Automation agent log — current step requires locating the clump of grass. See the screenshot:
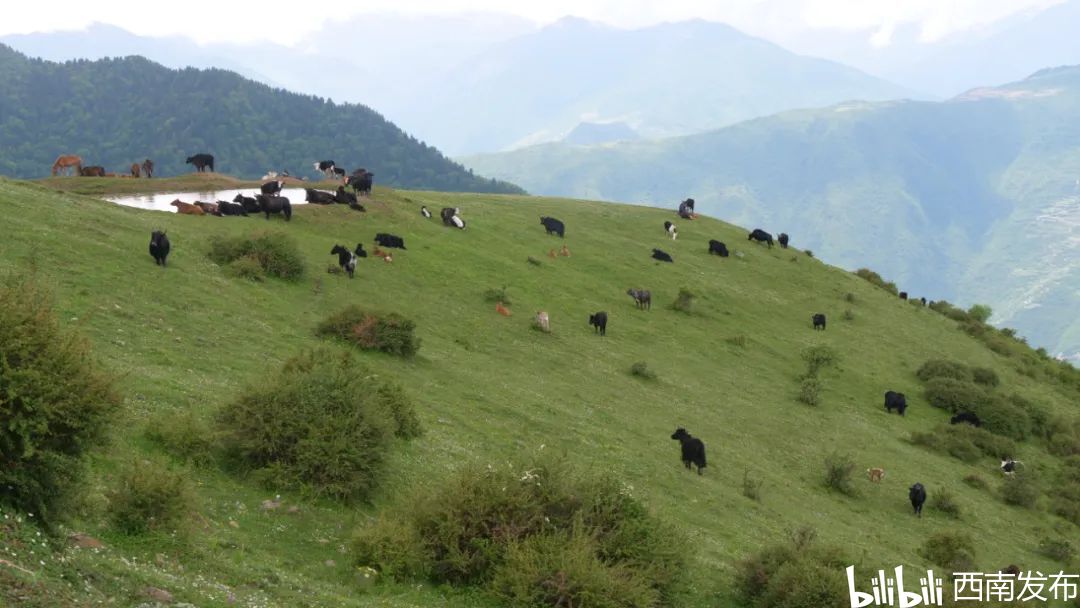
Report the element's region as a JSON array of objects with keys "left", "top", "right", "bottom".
[
  {"left": 217, "top": 347, "right": 421, "bottom": 501},
  {"left": 107, "top": 459, "right": 194, "bottom": 536},
  {"left": 726, "top": 334, "right": 748, "bottom": 348},
  {"left": 854, "top": 268, "right": 898, "bottom": 295},
  {"left": 797, "top": 377, "right": 822, "bottom": 406},
  {"left": 317, "top": 305, "right": 420, "bottom": 357},
  {"left": 842, "top": 309, "right": 855, "bottom": 321},
  {"left": 483, "top": 285, "right": 512, "bottom": 306},
  {"left": 844, "top": 292, "right": 856, "bottom": 303},
  {"left": 672, "top": 287, "right": 696, "bottom": 313},
  {"left": 734, "top": 527, "right": 851, "bottom": 607},
  {"left": 963, "top": 474, "right": 989, "bottom": 491},
  {"left": 208, "top": 231, "right": 305, "bottom": 280},
  {"left": 931, "top": 489, "right": 961, "bottom": 519},
  {"left": 0, "top": 274, "right": 121, "bottom": 524},
  {"left": 526, "top": 256, "right": 542, "bottom": 266},
  {"left": 1037, "top": 537, "right": 1074, "bottom": 563},
  {"left": 802, "top": 345, "right": 838, "bottom": 376},
  {"left": 227, "top": 254, "right": 267, "bottom": 281},
  {"left": 145, "top": 410, "right": 218, "bottom": 466},
  {"left": 805, "top": 250, "right": 814, "bottom": 258},
  {"left": 743, "top": 470, "right": 763, "bottom": 502},
  {"left": 919, "top": 531, "right": 977, "bottom": 573},
  {"left": 630, "top": 361, "right": 657, "bottom": 381},
  {"left": 823, "top": 452, "right": 857, "bottom": 496}
]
